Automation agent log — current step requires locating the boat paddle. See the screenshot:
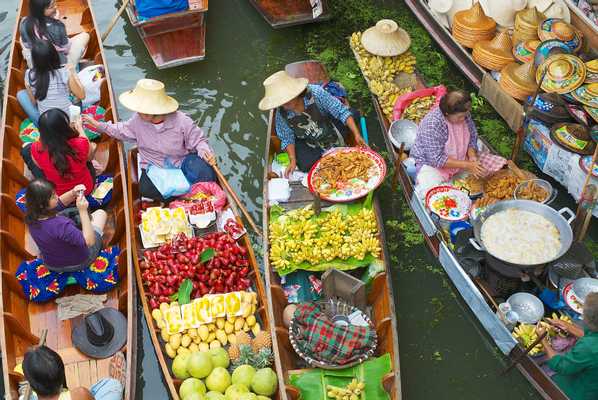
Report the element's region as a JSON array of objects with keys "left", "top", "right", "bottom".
[
  {"left": 101, "top": 0, "right": 131, "bottom": 42},
  {"left": 500, "top": 330, "right": 548, "bottom": 376},
  {"left": 22, "top": 329, "right": 48, "bottom": 400},
  {"left": 212, "top": 164, "right": 263, "bottom": 238}
]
